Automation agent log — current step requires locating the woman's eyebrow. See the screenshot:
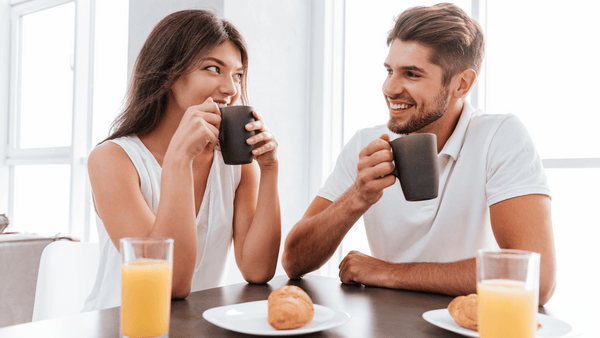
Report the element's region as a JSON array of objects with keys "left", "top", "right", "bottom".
[
  {"left": 202, "top": 57, "right": 243, "bottom": 71},
  {"left": 202, "top": 57, "right": 226, "bottom": 66}
]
